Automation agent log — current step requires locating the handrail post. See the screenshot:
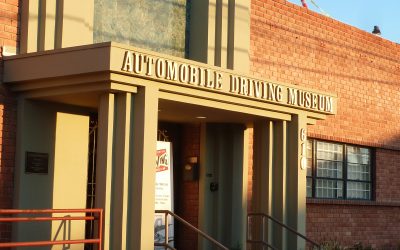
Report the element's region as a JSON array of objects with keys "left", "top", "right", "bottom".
[
  {"left": 98, "top": 209, "right": 103, "bottom": 250},
  {"left": 155, "top": 210, "right": 228, "bottom": 250},
  {"left": 247, "top": 212, "right": 320, "bottom": 249},
  {"left": 164, "top": 212, "right": 169, "bottom": 250},
  {"left": 0, "top": 208, "right": 103, "bottom": 249},
  {"left": 247, "top": 215, "right": 250, "bottom": 242},
  {"left": 262, "top": 215, "right": 266, "bottom": 243}
]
